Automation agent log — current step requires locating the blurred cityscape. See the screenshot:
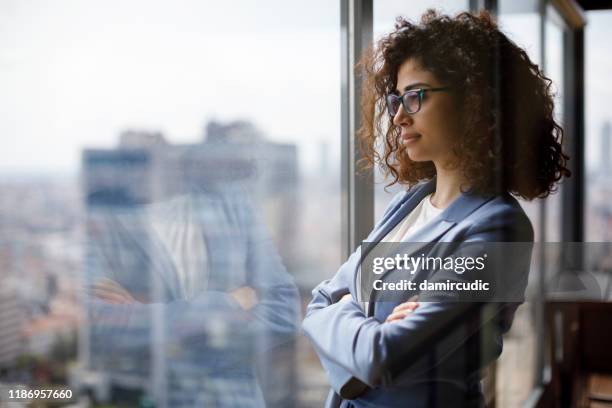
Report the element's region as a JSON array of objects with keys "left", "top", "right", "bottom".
[
  {"left": 0, "top": 119, "right": 341, "bottom": 407},
  {"left": 1, "top": 0, "right": 612, "bottom": 406},
  {"left": 587, "top": 121, "right": 612, "bottom": 241},
  {"left": 1, "top": 113, "right": 612, "bottom": 405}
]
